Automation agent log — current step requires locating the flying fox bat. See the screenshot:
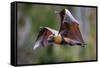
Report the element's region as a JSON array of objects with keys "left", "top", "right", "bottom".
[{"left": 33, "top": 9, "right": 86, "bottom": 50}]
